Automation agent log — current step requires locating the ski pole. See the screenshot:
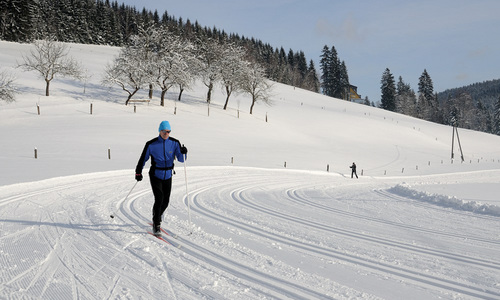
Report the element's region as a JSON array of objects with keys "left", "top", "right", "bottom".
[
  {"left": 183, "top": 152, "right": 193, "bottom": 234},
  {"left": 110, "top": 180, "right": 138, "bottom": 219}
]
